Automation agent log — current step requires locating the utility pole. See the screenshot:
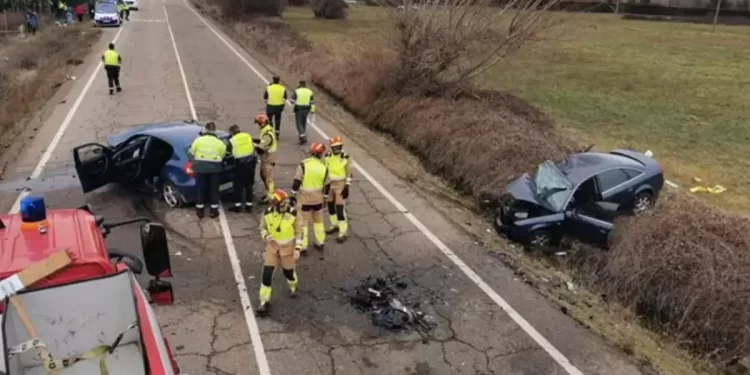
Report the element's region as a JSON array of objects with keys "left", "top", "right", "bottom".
[{"left": 712, "top": 0, "right": 722, "bottom": 32}]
